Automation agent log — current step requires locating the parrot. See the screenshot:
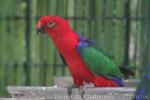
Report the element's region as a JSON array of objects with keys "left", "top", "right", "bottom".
[
  {"left": 36, "top": 16, "right": 125, "bottom": 87},
  {"left": 134, "top": 66, "right": 150, "bottom": 100}
]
